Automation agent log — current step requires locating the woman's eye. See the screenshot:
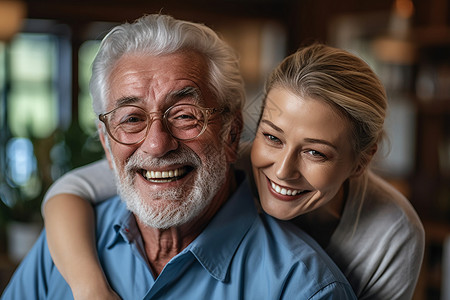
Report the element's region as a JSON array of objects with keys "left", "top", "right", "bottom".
[
  {"left": 263, "top": 133, "right": 281, "bottom": 144},
  {"left": 306, "top": 150, "right": 327, "bottom": 159}
]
